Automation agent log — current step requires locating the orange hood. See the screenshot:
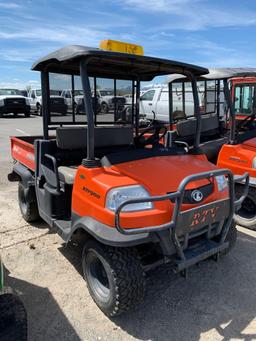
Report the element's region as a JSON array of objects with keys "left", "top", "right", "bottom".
[{"left": 112, "top": 154, "right": 218, "bottom": 195}]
